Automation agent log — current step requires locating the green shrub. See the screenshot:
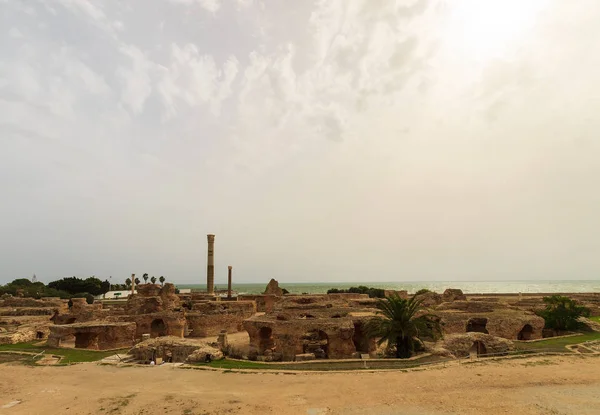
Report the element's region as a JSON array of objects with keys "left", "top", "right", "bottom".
[
  {"left": 326, "top": 286, "right": 385, "bottom": 298},
  {"left": 536, "top": 295, "right": 590, "bottom": 331}
]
